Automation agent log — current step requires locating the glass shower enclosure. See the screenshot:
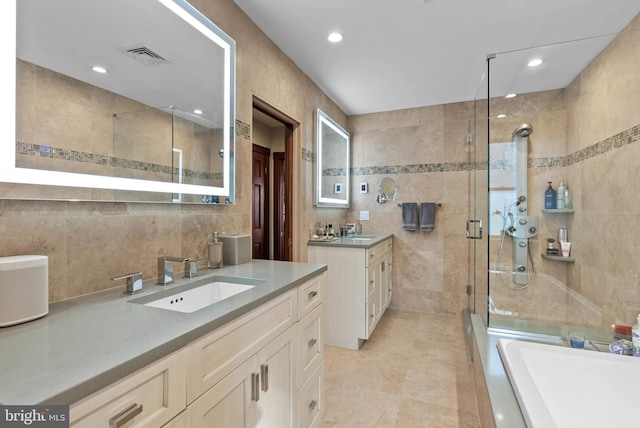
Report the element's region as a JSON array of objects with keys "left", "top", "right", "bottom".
[{"left": 469, "top": 35, "right": 620, "bottom": 341}]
